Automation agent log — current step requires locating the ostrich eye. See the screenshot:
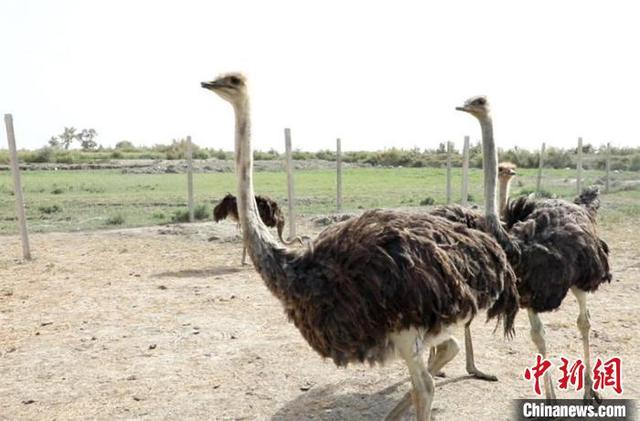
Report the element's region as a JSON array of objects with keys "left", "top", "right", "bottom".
[
  {"left": 229, "top": 76, "right": 241, "bottom": 86},
  {"left": 476, "top": 98, "right": 486, "bottom": 106}
]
